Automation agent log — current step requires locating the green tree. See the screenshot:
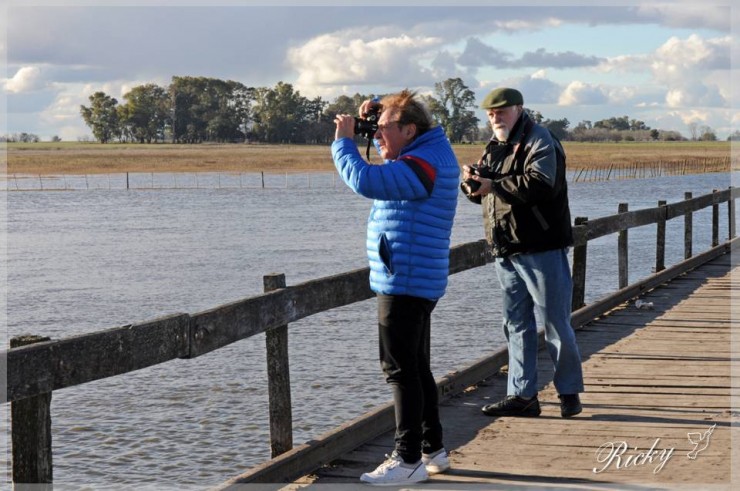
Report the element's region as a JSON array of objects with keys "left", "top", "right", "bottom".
[
  {"left": 594, "top": 116, "right": 630, "bottom": 131},
  {"left": 629, "top": 118, "right": 649, "bottom": 131},
  {"left": 699, "top": 125, "right": 717, "bottom": 141},
  {"left": 542, "top": 118, "right": 570, "bottom": 141},
  {"left": 432, "top": 78, "right": 479, "bottom": 142},
  {"left": 119, "top": 83, "right": 170, "bottom": 143},
  {"left": 251, "top": 82, "right": 317, "bottom": 143},
  {"left": 80, "top": 91, "right": 120, "bottom": 143},
  {"left": 170, "top": 76, "right": 251, "bottom": 143},
  {"left": 231, "top": 83, "right": 256, "bottom": 142}
]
